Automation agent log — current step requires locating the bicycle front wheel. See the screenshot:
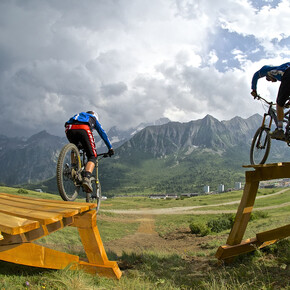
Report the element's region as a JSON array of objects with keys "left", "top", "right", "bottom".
[
  {"left": 86, "top": 178, "right": 102, "bottom": 213},
  {"left": 250, "top": 127, "right": 271, "bottom": 165},
  {"left": 57, "top": 143, "right": 82, "bottom": 201}
]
